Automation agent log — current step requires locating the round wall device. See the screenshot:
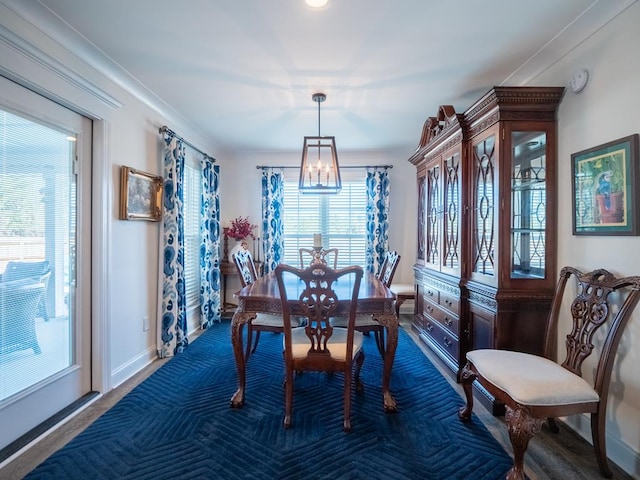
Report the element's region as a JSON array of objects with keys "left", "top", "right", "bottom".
[{"left": 570, "top": 69, "right": 589, "bottom": 93}]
